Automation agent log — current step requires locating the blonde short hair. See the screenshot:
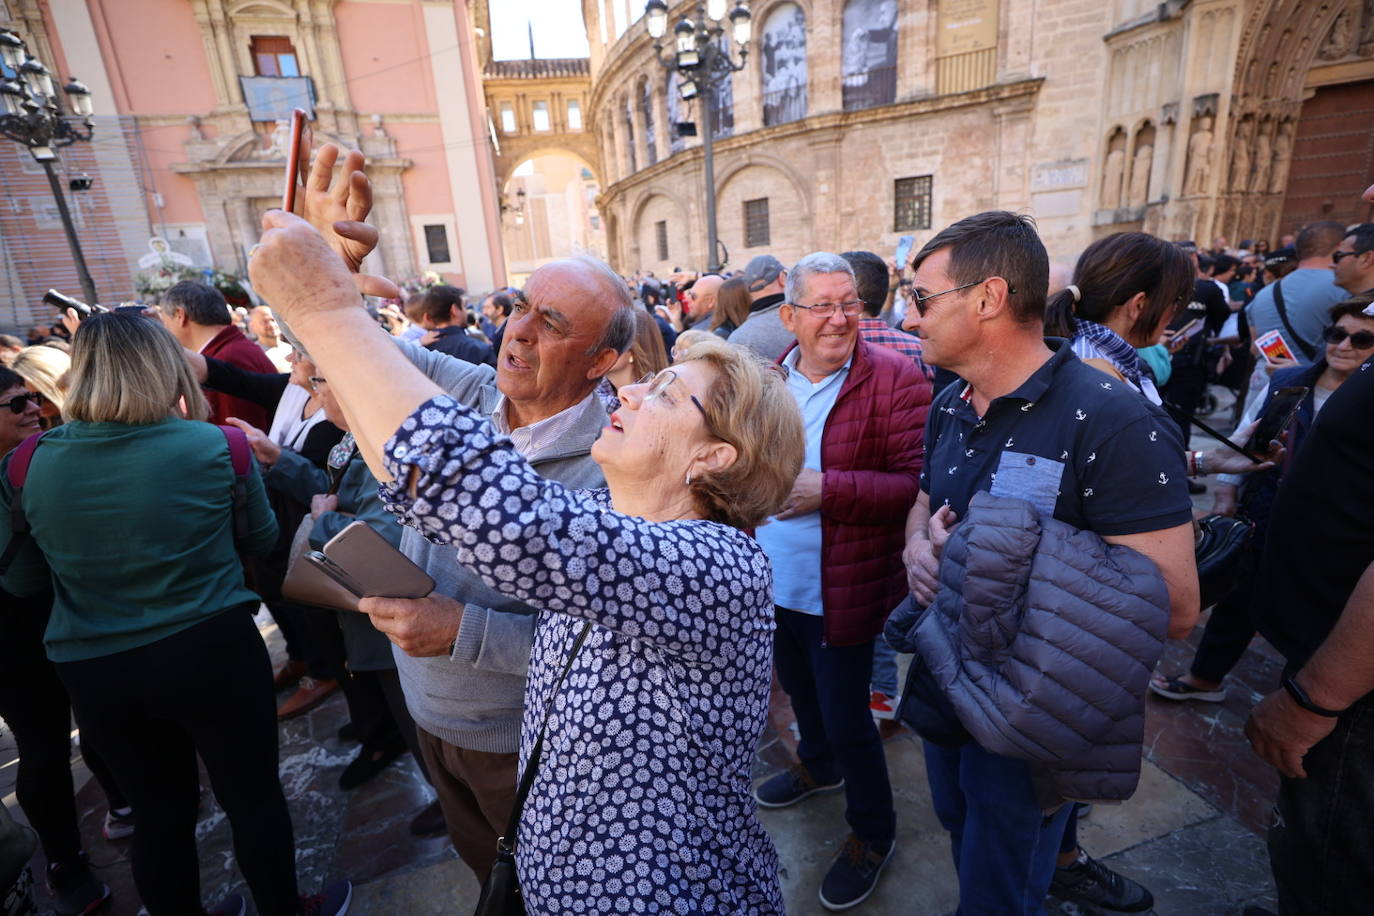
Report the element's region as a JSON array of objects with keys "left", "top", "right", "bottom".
[
  {"left": 11, "top": 345, "right": 70, "bottom": 410},
  {"left": 676, "top": 336, "right": 803, "bottom": 529},
  {"left": 65, "top": 313, "right": 209, "bottom": 424}
]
